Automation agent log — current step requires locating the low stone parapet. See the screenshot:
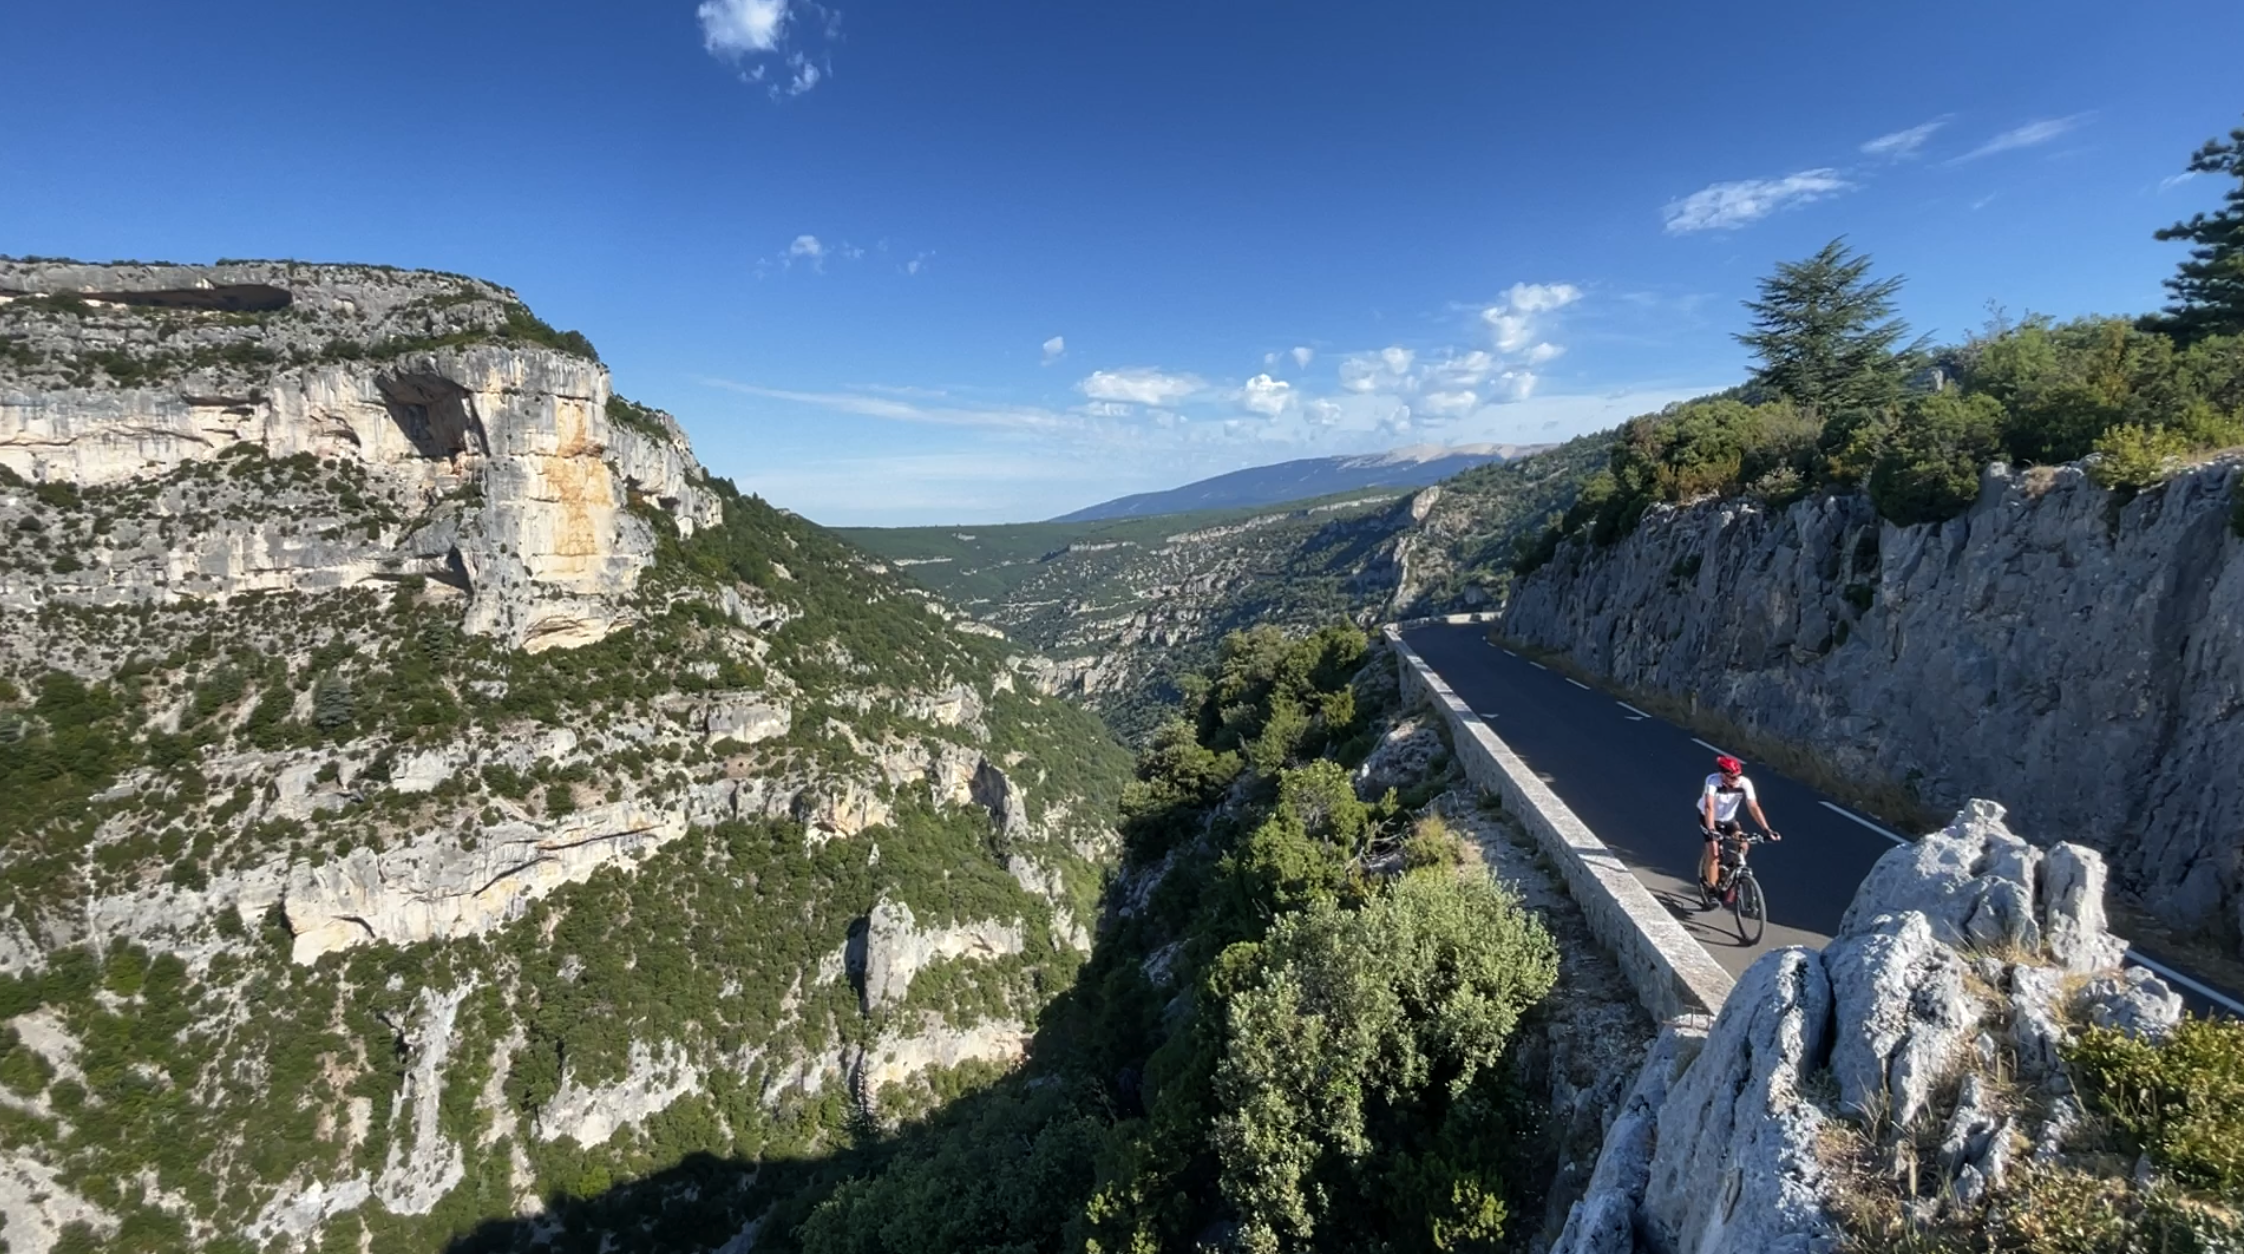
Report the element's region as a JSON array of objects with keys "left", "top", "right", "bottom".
[{"left": 1386, "top": 624, "right": 1734, "bottom": 1020}]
